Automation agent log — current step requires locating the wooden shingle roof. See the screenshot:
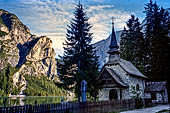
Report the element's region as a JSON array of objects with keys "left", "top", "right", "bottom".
[
  {"left": 106, "top": 67, "right": 128, "bottom": 87},
  {"left": 119, "top": 59, "right": 147, "bottom": 78}
]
